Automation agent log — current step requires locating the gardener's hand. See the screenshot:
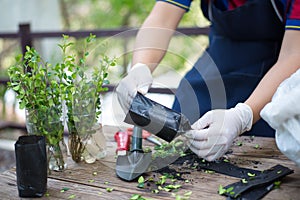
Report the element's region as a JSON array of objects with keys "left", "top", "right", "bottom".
[
  {"left": 185, "top": 103, "right": 253, "bottom": 161},
  {"left": 116, "top": 63, "right": 153, "bottom": 113}
]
